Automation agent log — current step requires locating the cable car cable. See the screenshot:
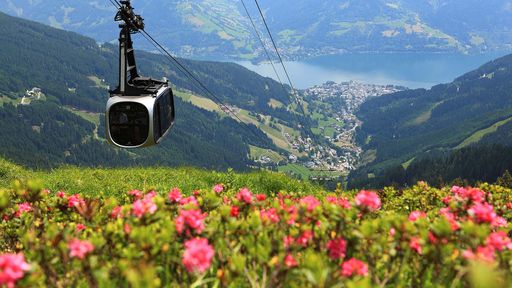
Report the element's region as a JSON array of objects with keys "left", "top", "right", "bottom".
[
  {"left": 106, "top": 0, "right": 308, "bottom": 178},
  {"left": 240, "top": 0, "right": 287, "bottom": 95}
]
